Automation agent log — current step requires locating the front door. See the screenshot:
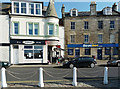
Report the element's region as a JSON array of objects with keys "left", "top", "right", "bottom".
[
  {"left": 13, "top": 45, "right": 19, "bottom": 64},
  {"left": 75, "top": 48, "right": 80, "bottom": 57},
  {"left": 97, "top": 48, "right": 102, "bottom": 60}
]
